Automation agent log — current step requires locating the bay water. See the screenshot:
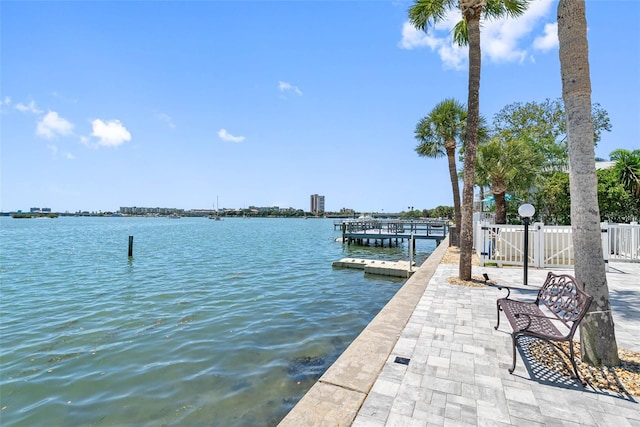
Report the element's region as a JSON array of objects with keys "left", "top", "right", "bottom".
[{"left": 0, "top": 216, "right": 435, "bottom": 426}]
